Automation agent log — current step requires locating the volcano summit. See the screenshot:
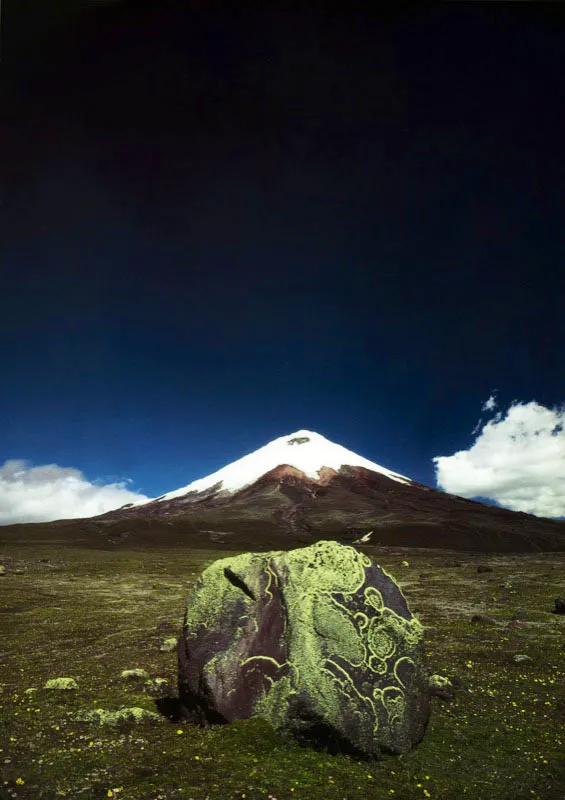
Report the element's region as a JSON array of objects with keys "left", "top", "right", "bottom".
[
  {"left": 133, "top": 430, "right": 410, "bottom": 503},
  {"left": 93, "top": 430, "right": 565, "bottom": 553}
]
